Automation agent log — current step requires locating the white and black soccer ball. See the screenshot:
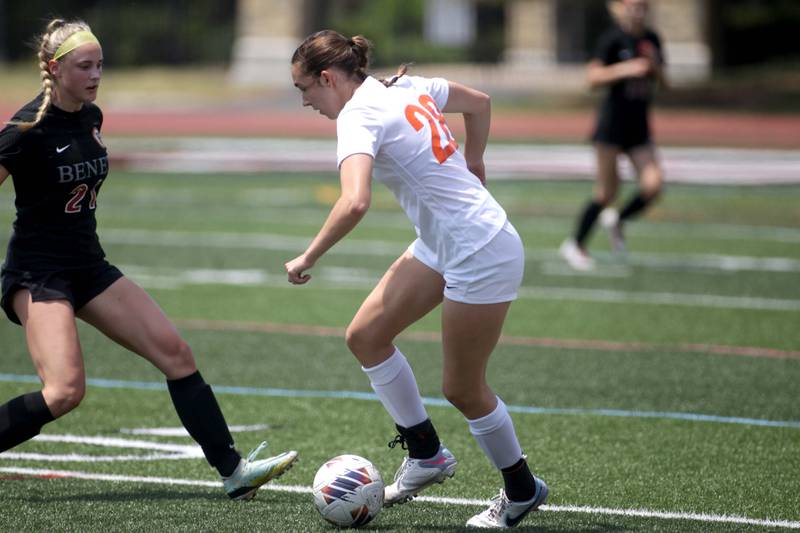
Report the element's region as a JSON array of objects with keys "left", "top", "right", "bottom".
[{"left": 312, "top": 454, "right": 385, "bottom": 528}]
